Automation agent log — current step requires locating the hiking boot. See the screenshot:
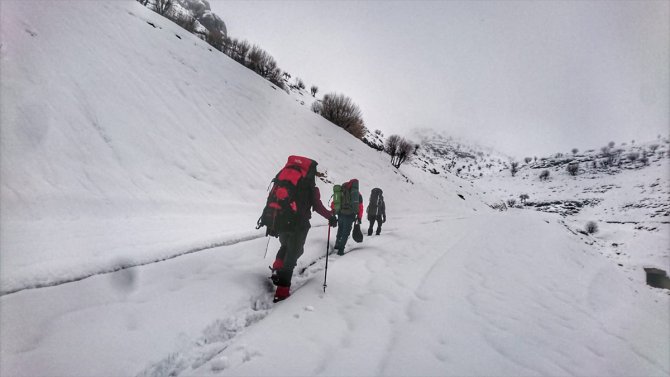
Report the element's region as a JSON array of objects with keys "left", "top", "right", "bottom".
[
  {"left": 274, "top": 286, "right": 290, "bottom": 302},
  {"left": 375, "top": 230, "right": 381, "bottom": 235},
  {"left": 367, "top": 228, "right": 373, "bottom": 236}
]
